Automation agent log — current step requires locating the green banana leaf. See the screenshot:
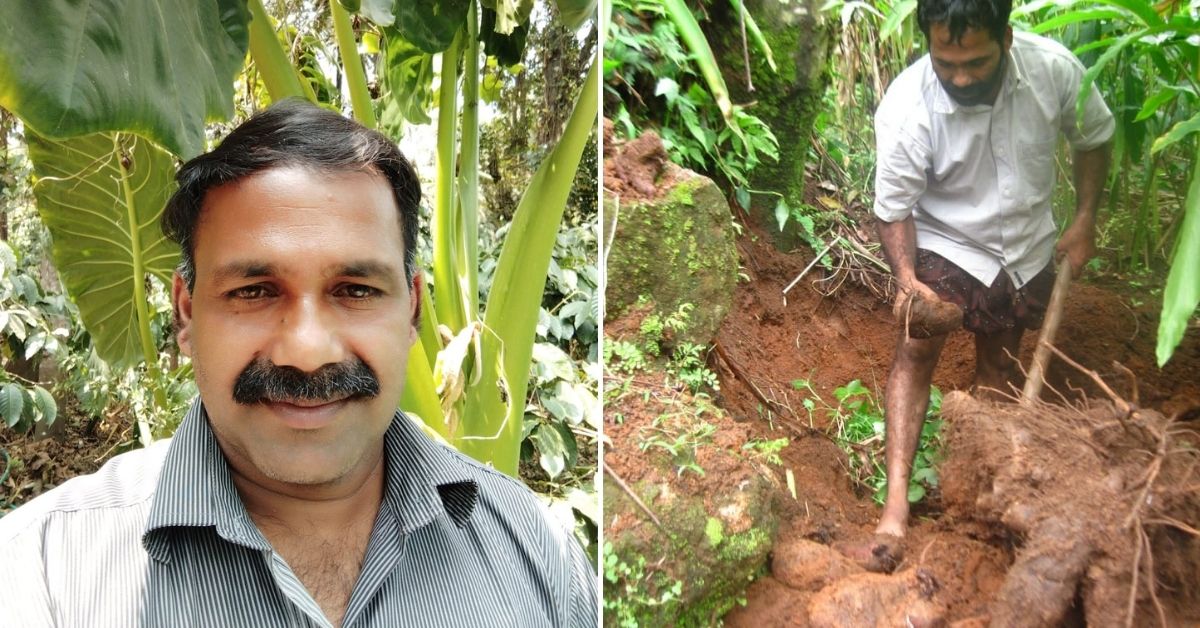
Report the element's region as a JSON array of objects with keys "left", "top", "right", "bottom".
[
  {"left": 1157, "top": 153, "right": 1200, "bottom": 366},
  {"left": 461, "top": 59, "right": 598, "bottom": 474},
  {"left": 27, "top": 132, "right": 179, "bottom": 368},
  {"left": 0, "top": 0, "right": 249, "bottom": 159}
]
